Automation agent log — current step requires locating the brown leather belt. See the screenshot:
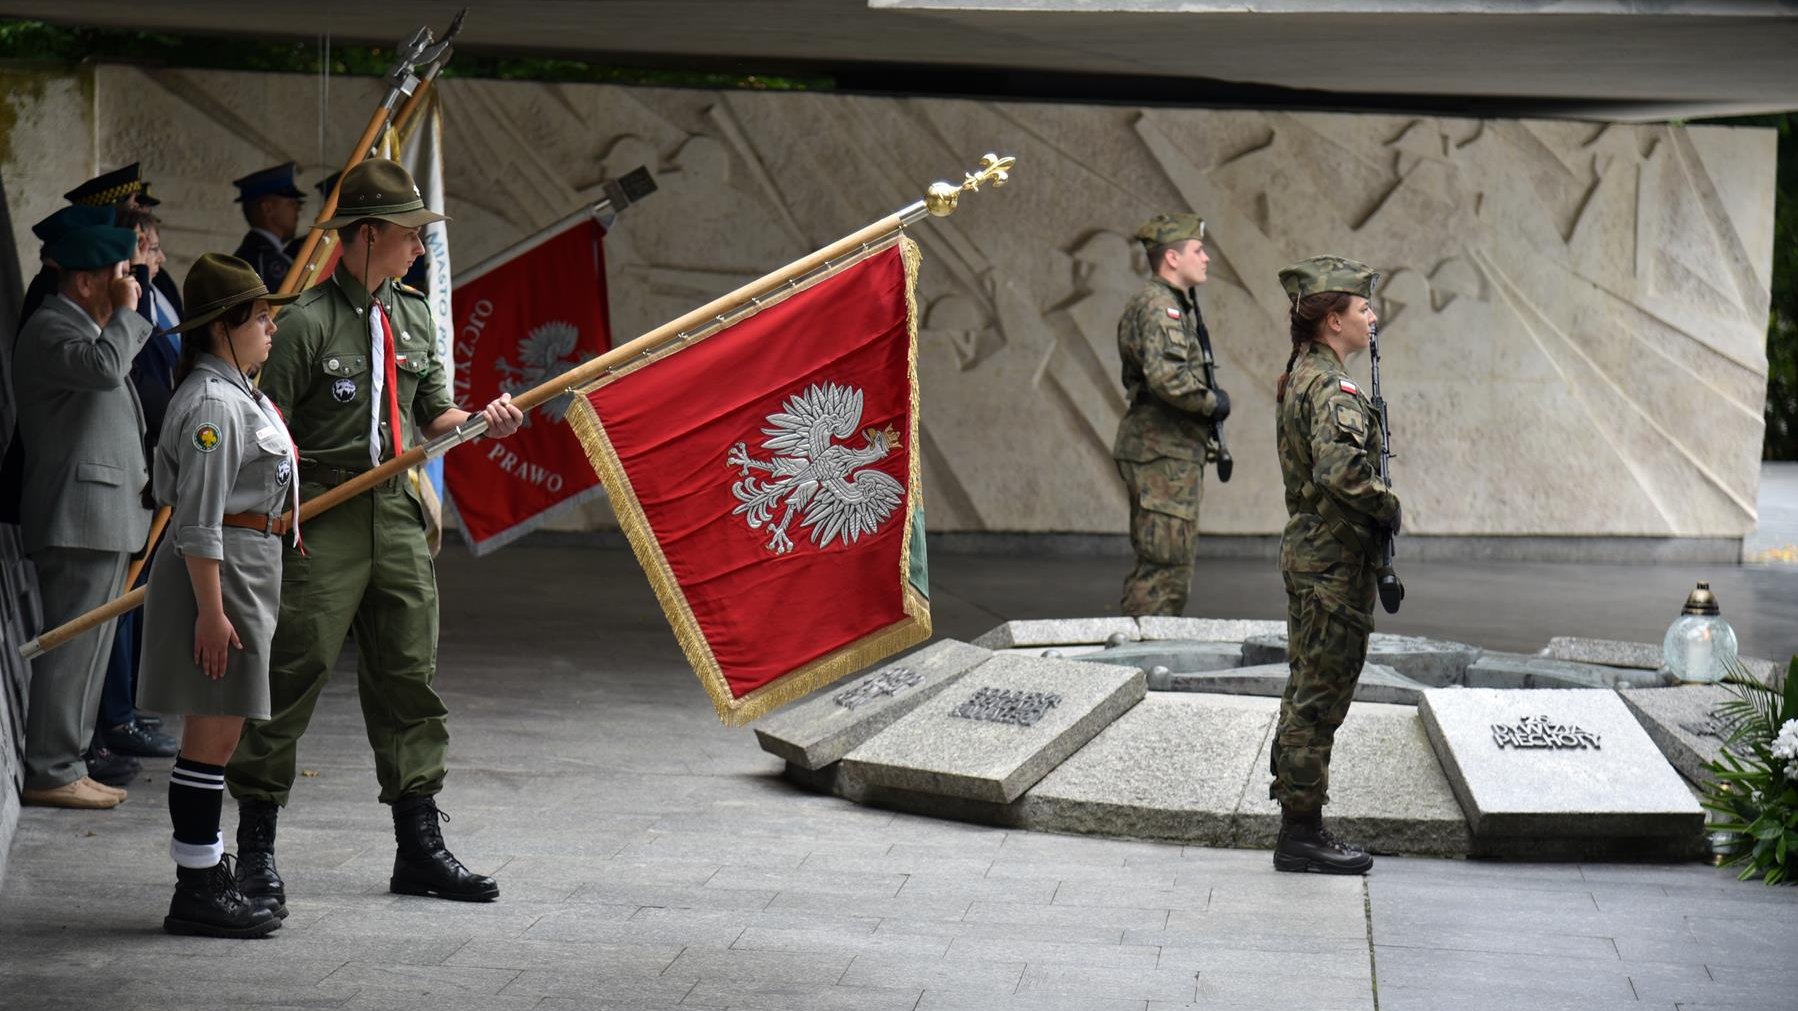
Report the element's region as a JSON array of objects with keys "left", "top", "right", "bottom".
[{"left": 222, "top": 512, "right": 291, "bottom": 536}]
